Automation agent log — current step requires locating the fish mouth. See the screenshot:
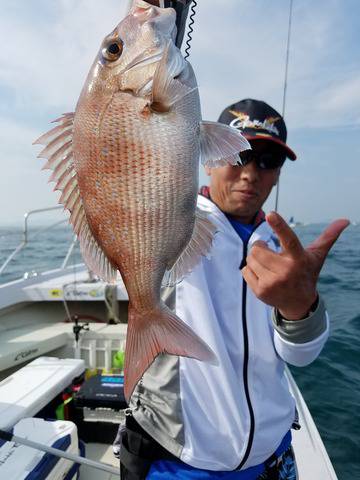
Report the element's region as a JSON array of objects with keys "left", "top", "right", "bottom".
[{"left": 123, "top": 51, "right": 163, "bottom": 74}]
